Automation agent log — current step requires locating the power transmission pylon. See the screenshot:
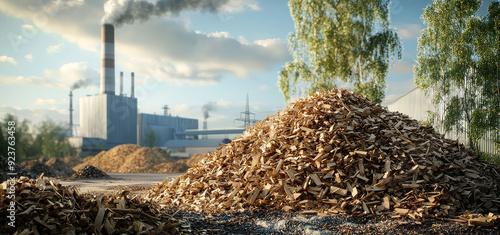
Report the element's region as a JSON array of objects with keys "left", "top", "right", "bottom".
[{"left": 234, "top": 94, "right": 258, "bottom": 128}]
